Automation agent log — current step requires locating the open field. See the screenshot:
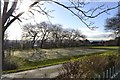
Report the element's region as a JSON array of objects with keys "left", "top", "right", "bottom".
[
  {"left": 3, "top": 46, "right": 119, "bottom": 74},
  {"left": 13, "top": 47, "right": 107, "bottom": 60},
  {"left": 12, "top": 46, "right": 119, "bottom": 61}
]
